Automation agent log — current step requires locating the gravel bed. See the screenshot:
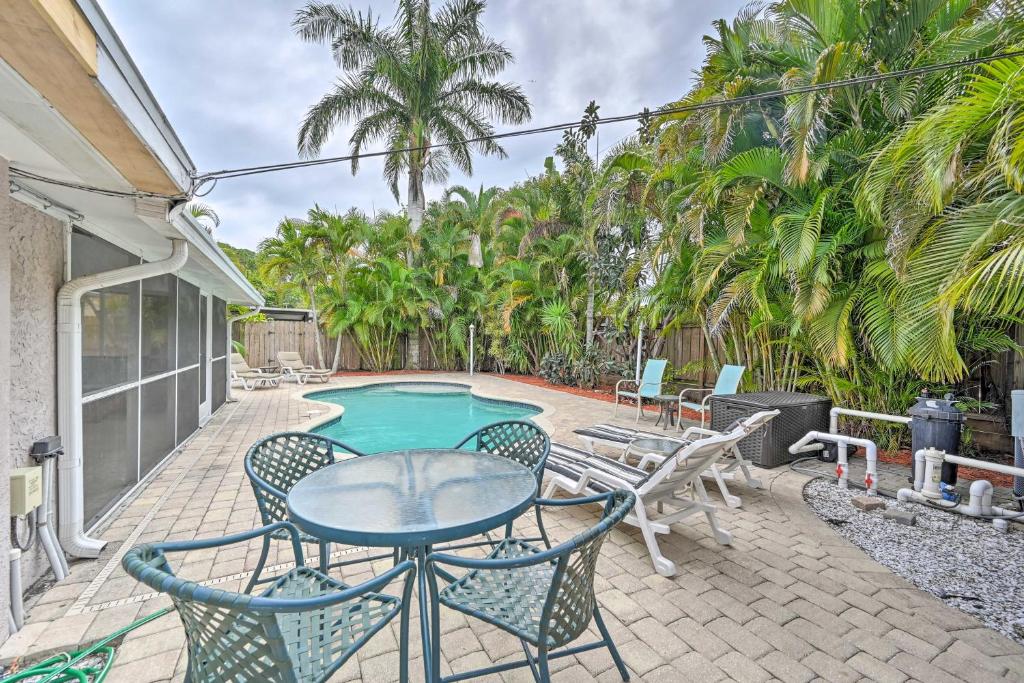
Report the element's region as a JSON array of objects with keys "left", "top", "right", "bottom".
[{"left": 803, "top": 478, "right": 1024, "bottom": 645}]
